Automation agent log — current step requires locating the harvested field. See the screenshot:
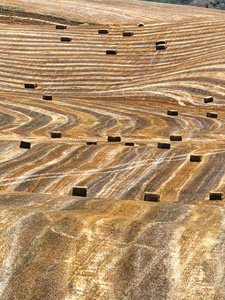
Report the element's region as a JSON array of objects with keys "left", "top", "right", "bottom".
[{"left": 0, "top": 0, "right": 225, "bottom": 299}]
